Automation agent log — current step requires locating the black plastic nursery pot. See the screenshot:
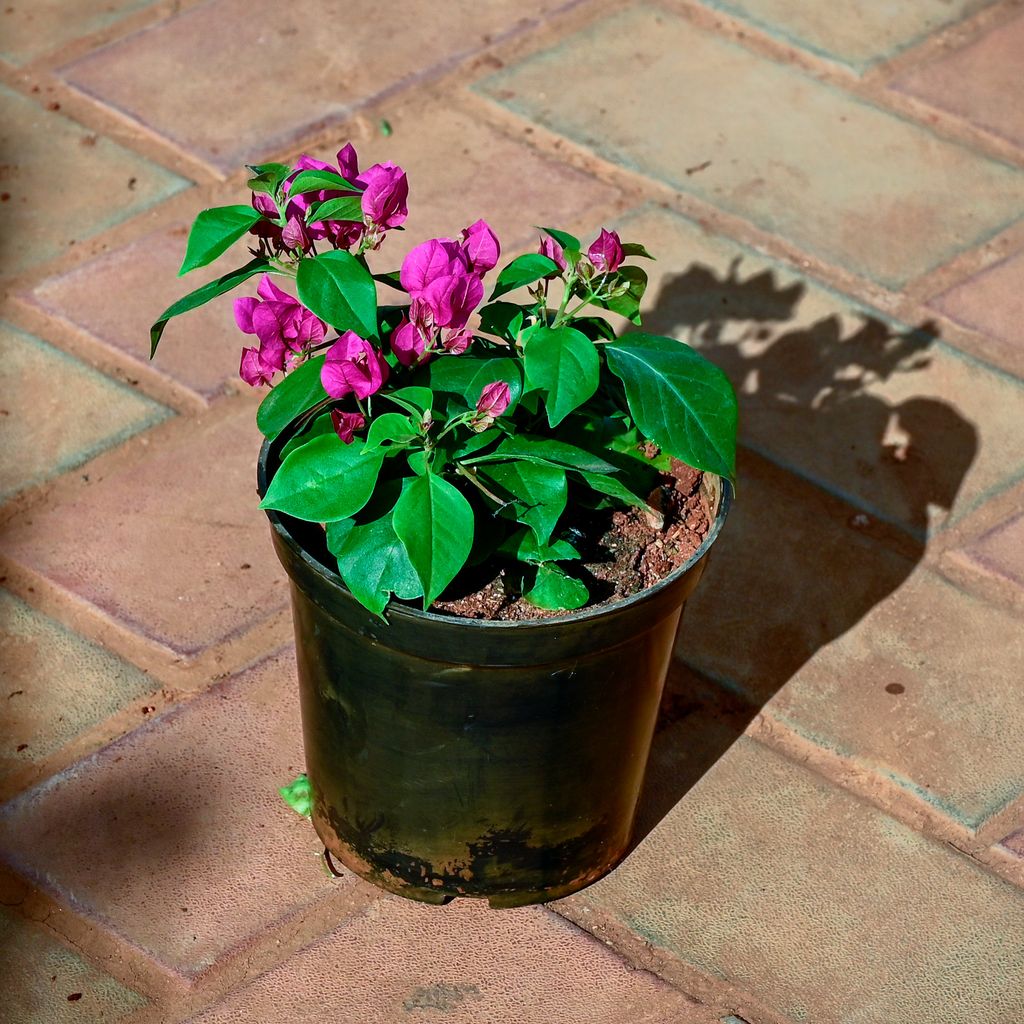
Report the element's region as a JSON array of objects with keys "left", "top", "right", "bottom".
[{"left": 258, "top": 422, "right": 732, "bottom": 908}]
